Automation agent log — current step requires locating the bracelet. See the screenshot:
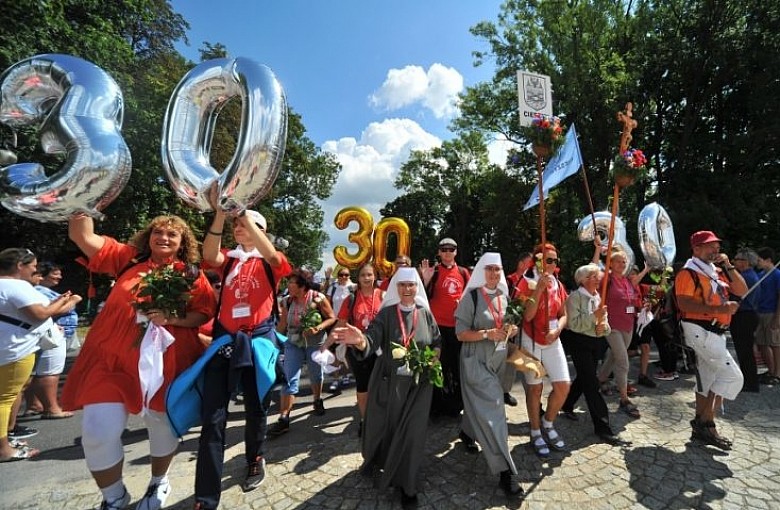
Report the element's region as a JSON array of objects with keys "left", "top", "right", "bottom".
[
  {"left": 725, "top": 266, "right": 736, "bottom": 271},
  {"left": 207, "top": 230, "right": 223, "bottom": 236}
]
